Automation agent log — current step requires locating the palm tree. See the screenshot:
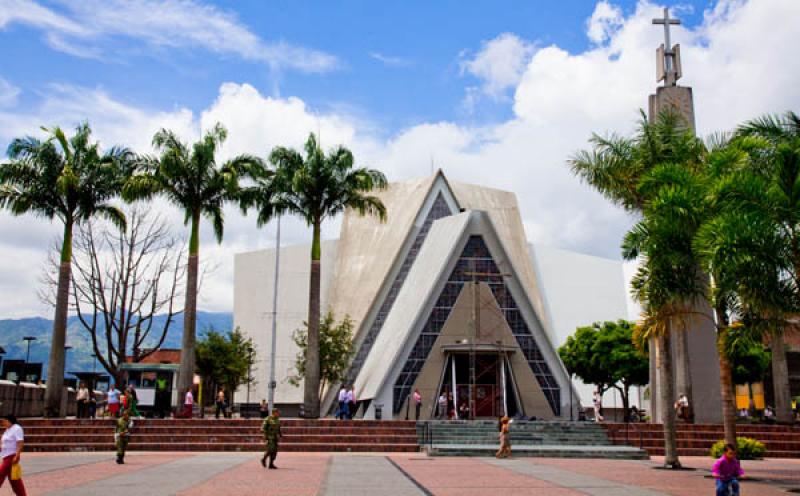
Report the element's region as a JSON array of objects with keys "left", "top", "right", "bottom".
[
  {"left": 0, "top": 123, "right": 132, "bottom": 416},
  {"left": 699, "top": 116, "right": 800, "bottom": 423},
  {"left": 259, "top": 133, "right": 387, "bottom": 417},
  {"left": 571, "top": 110, "right": 706, "bottom": 410},
  {"left": 571, "top": 110, "right": 707, "bottom": 468},
  {"left": 123, "top": 123, "right": 262, "bottom": 398},
  {"left": 622, "top": 160, "right": 708, "bottom": 468},
  {"left": 694, "top": 134, "right": 774, "bottom": 445}
]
